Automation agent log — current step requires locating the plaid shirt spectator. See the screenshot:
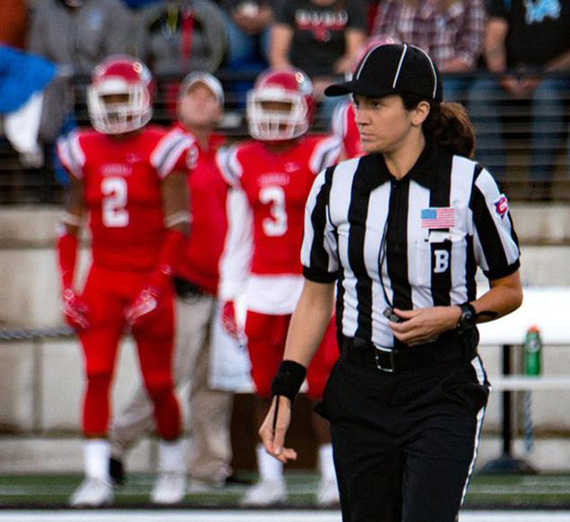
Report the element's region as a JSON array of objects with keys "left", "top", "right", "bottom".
[{"left": 372, "top": 0, "right": 485, "bottom": 70}]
